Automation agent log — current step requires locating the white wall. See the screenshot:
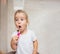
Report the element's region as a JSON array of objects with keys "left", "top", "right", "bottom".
[
  {"left": 24, "top": 1, "right": 60, "bottom": 54},
  {"left": 7, "top": 0, "right": 14, "bottom": 52},
  {"left": 13, "top": 0, "right": 24, "bottom": 10}
]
